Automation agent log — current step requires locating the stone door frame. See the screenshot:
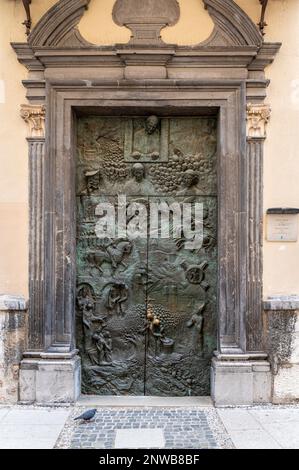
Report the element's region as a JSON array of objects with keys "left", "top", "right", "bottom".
[
  {"left": 13, "top": 0, "right": 281, "bottom": 405},
  {"left": 47, "top": 81, "right": 247, "bottom": 354}
]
